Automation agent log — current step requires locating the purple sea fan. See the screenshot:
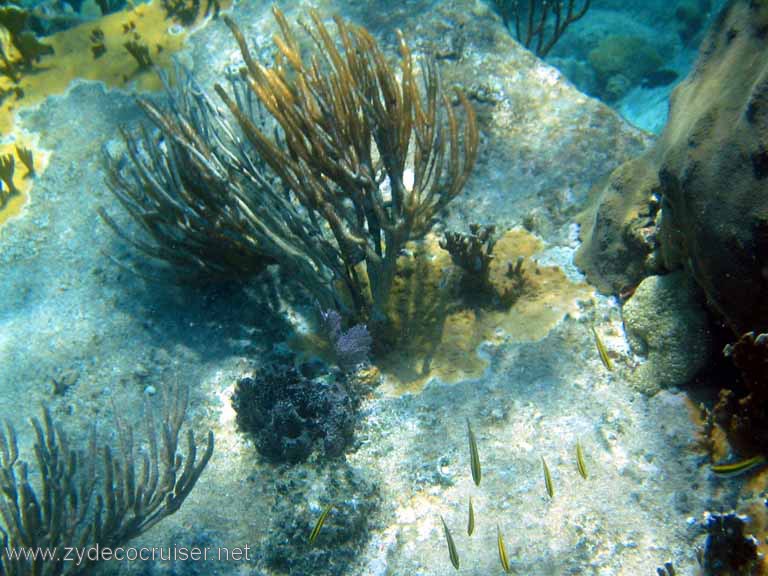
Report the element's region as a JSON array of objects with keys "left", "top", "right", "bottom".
[
  {"left": 319, "top": 307, "right": 372, "bottom": 371},
  {"left": 334, "top": 323, "right": 373, "bottom": 372}
]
